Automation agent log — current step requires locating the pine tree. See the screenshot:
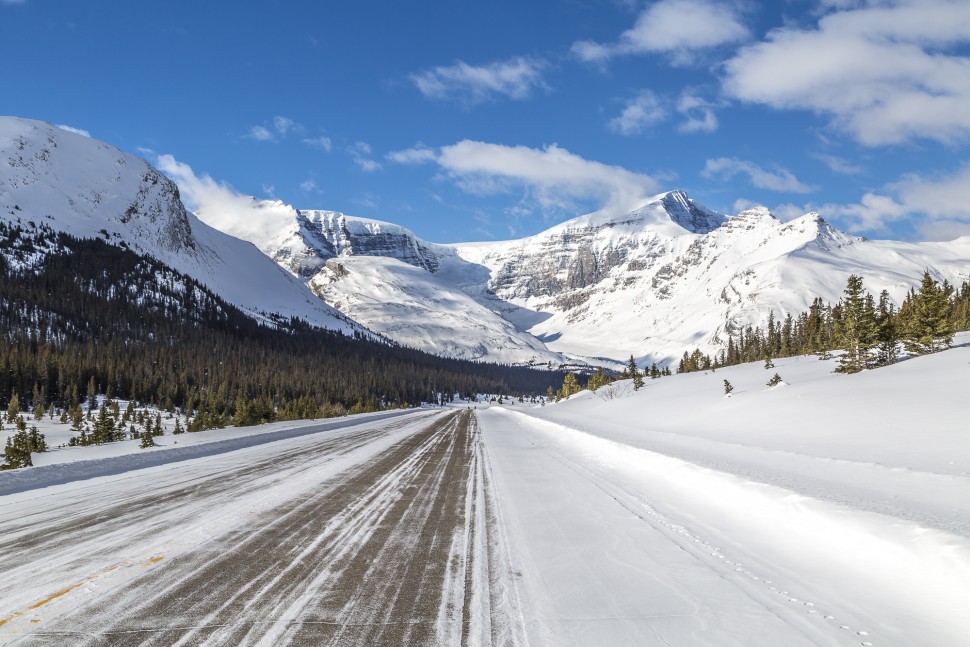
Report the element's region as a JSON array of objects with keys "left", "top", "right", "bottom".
[
  {"left": 767, "top": 373, "right": 783, "bottom": 387},
  {"left": 723, "top": 379, "right": 734, "bottom": 395},
  {"left": 140, "top": 430, "right": 156, "bottom": 449},
  {"left": 558, "top": 373, "right": 581, "bottom": 400},
  {"left": 764, "top": 357, "right": 774, "bottom": 369},
  {"left": 903, "top": 271, "right": 953, "bottom": 354},
  {"left": 628, "top": 355, "right": 644, "bottom": 391},
  {"left": 6, "top": 392, "right": 20, "bottom": 423},
  {"left": 875, "top": 290, "right": 899, "bottom": 366},
  {"left": 836, "top": 275, "right": 877, "bottom": 373}
]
